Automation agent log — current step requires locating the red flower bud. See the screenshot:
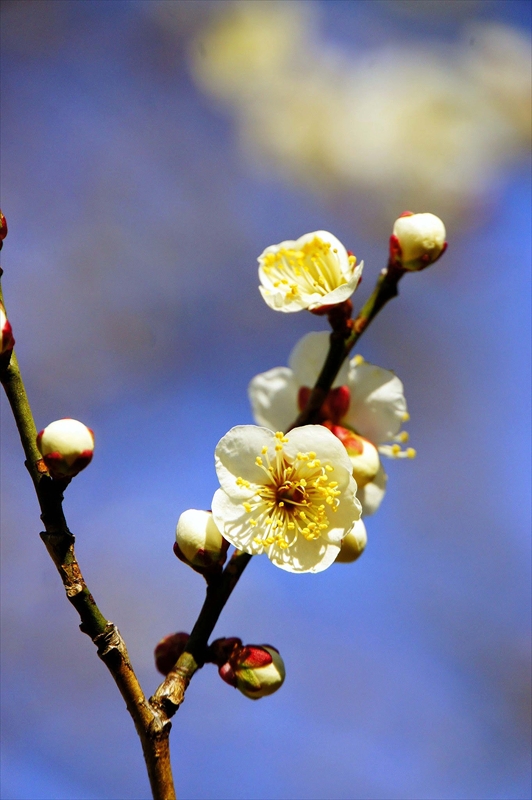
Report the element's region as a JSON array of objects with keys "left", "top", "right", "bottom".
[{"left": 154, "top": 632, "right": 190, "bottom": 675}]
